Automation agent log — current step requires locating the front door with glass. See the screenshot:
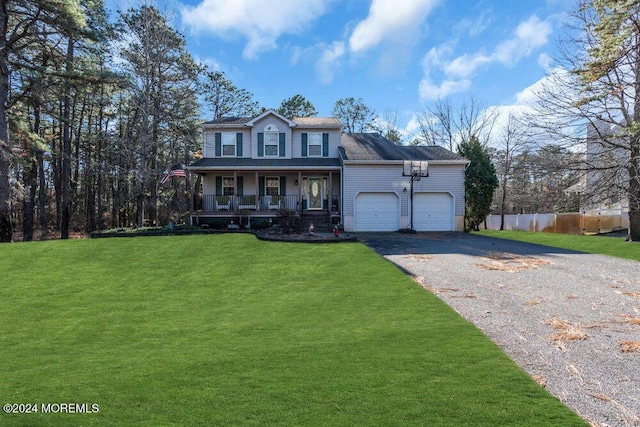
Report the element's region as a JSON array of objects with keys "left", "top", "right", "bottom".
[{"left": 307, "top": 177, "right": 323, "bottom": 210}]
